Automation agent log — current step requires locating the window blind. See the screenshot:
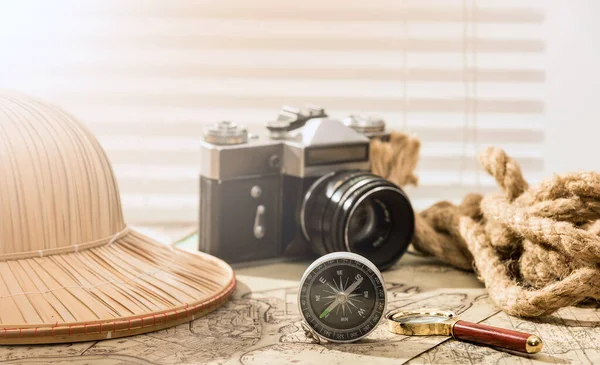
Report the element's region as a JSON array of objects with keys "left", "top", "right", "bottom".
[{"left": 0, "top": 0, "right": 545, "bottom": 224}]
